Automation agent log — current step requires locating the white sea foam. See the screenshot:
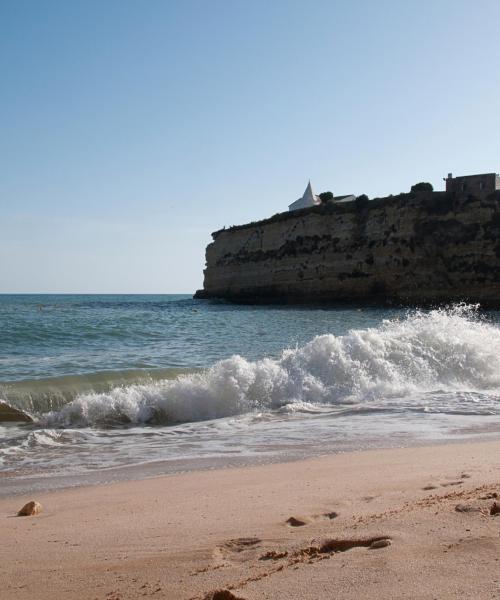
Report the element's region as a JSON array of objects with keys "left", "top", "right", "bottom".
[{"left": 41, "top": 305, "right": 500, "bottom": 428}]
